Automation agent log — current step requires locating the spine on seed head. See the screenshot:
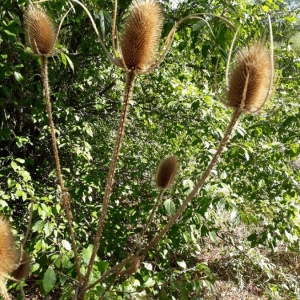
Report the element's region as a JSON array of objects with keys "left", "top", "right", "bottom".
[
  {"left": 24, "top": 6, "right": 56, "bottom": 56},
  {"left": 120, "top": 0, "right": 164, "bottom": 72},
  {"left": 226, "top": 43, "right": 272, "bottom": 113}
]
